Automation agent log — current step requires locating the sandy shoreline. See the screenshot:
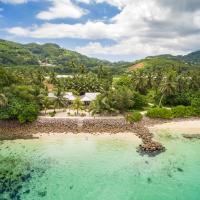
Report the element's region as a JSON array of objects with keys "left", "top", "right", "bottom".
[
  {"left": 1, "top": 117, "right": 199, "bottom": 155},
  {"left": 34, "top": 132, "right": 141, "bottom": 143},
  {"left": 1, "top": 117, "right": 200, "bottom": 139},
  {"left": 148, "top": 119, "right": 200, "bottom": 134}
]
